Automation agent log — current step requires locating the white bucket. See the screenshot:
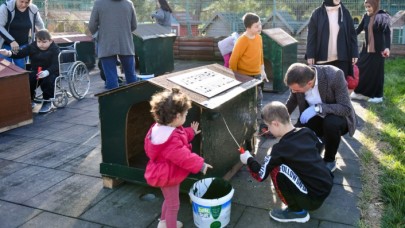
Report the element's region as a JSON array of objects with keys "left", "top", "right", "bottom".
[
  {"left": 137, "top": 74, "right": 154, "bottom": 81},
  {"left": 189, "top": 178, "right": 234, "bottom": 228}
]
